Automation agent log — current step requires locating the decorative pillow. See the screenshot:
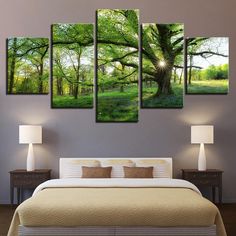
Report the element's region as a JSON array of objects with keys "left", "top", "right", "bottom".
[
  {"left": 123, "top": 166, "right": 153, "bottom": 178},
  {"left": 135, "top": 159, "right": 169, "bottom": 178},
  {"left": 101, "top": 159, "right": 135, "bottom": 178},
  {"left": 63, "top": 160, "right": 100, "bottom": 178},
  {"left": 82, "top": 166, "right": 112, "bottom": 178}
]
